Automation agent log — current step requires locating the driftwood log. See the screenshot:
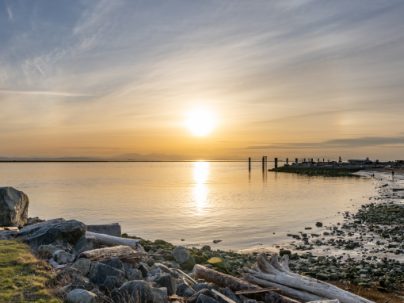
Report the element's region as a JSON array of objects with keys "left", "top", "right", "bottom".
[
  {"left": 242, "top": 254, "right": 374, "bottom": 303},
  {"left": 86, "top": 231, "right": 142, "bottom": 250},
  {"left": 192, "top": 264, "right": 300, "bottom": 303},
  {"left": 79, "top": 245, "right": 134, "bottom": 259}
]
